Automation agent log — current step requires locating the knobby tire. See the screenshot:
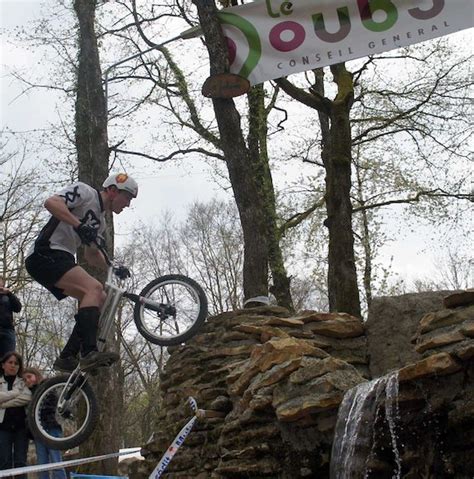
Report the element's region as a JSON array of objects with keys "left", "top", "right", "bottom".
[
  {"left": 134, "top": 274, "right": 208, "bottom": 346},
  {"left": 27, "top": 374, "right": 99, "bottom": 450}
]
